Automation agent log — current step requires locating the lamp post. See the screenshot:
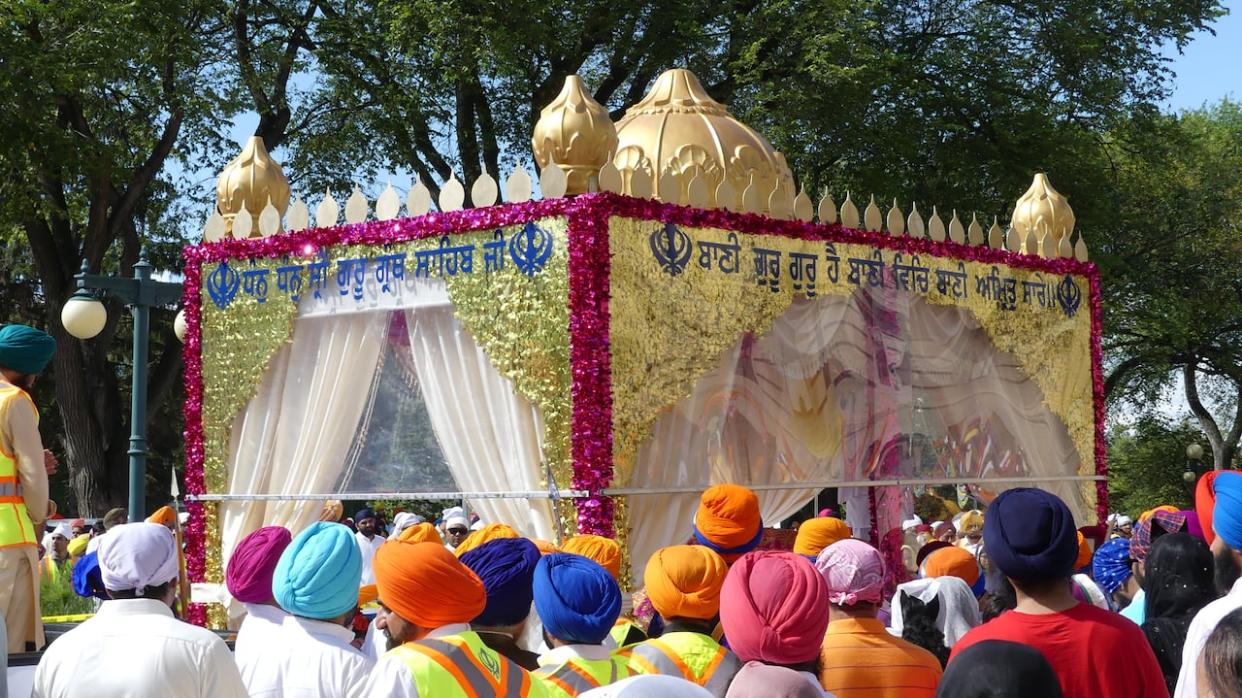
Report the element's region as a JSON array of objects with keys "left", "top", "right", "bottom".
[
  {"left": 60, "top": 254, "right": 182, "bottom": 522},
  {"left": 1184, "top": 442, "right": 1206, "bottom": 497}
]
